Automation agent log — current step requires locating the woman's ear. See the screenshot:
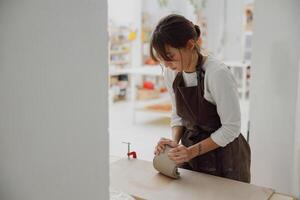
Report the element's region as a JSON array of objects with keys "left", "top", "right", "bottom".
[
  {"left": 186, "top": 39, "right": 196, "bottom": 50},
  {"left": 197, "top": 37, "right": 202, "bottom": 47}
]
